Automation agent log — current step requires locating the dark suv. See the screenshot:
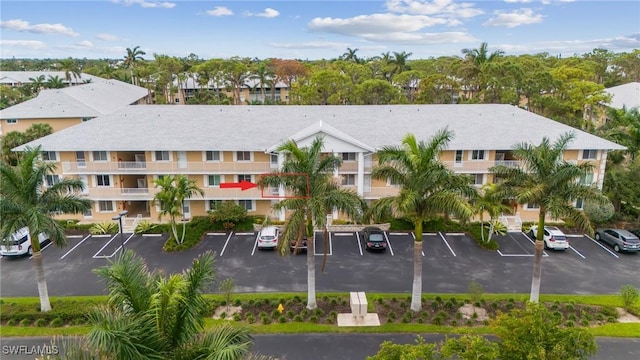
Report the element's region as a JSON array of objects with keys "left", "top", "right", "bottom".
[
  {"left": 289, "top": 236, "right": 308, "bottom": 254},
  {"left": 362, "top": 226, "right": 387, "bottom": 251}
]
